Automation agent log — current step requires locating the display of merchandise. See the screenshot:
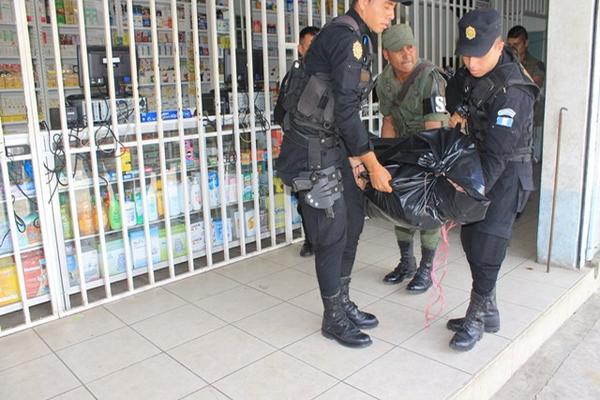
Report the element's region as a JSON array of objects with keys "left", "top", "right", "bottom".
[
  {"left": 21, "top": 248, "right": 48, "bottom": 299},
  {"left": 0, "top": 0, "right": 308, "bottom": 323},
  {"left": 0, "top": 257, "right": 20, "bottom": 307}
]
